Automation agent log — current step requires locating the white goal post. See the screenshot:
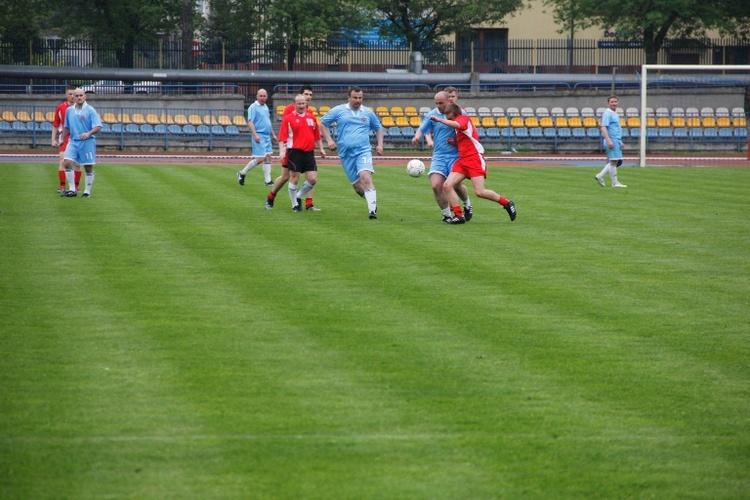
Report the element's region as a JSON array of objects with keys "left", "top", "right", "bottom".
[{"left": 639, "top": 64, "right": 750, "bottom": 167}]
